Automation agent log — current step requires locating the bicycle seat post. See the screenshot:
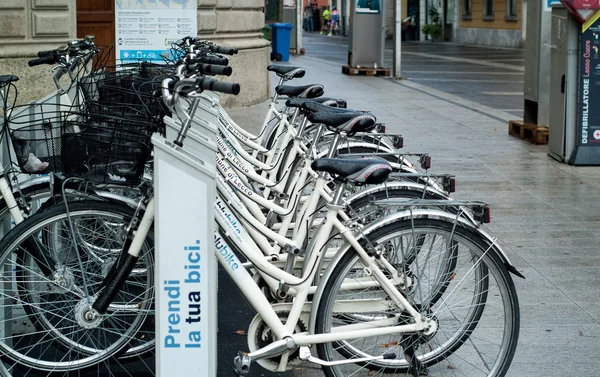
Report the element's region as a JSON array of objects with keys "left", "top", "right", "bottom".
[{"left": 289, "top": 107, "right": 300, "bottom": 125}]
